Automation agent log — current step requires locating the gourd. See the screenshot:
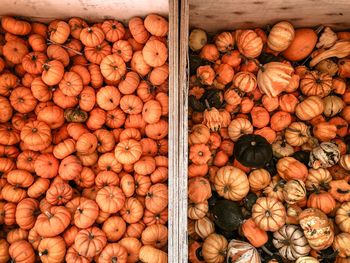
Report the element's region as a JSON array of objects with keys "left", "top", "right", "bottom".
[
  {"left": 226, "top": 239, "right": 261, "bottom": 263},
  {"left": 273, "top": 224, "right": 311, "bottom": 261},
  {"left": 210, "top": 199, "right": 243, "bottom": 232},
  {"left": 309, "top": 142, "right": 340, "bottom": 169},
  {"left": 234, "top": 134, "right": 273, "bottom": 168},
  {"left": 299, "top": 208, "right": 334, "bottom": 250},
  {"left": 310, "top": 40, "right": 350, "bottom": 67},
  {"left": 257, "top": 62, "right": 294, "bottom": 97}
]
